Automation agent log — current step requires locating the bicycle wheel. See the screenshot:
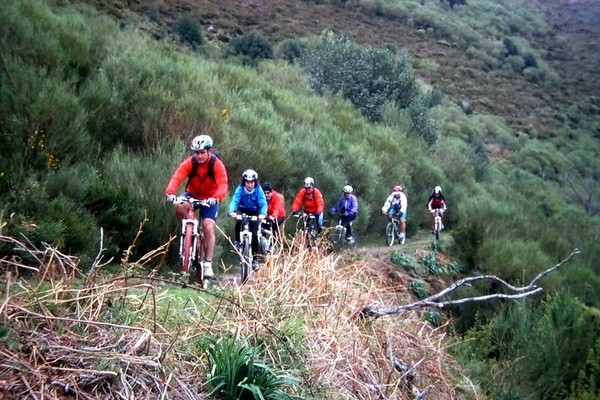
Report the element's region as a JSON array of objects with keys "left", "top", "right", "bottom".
[
  {"left": 385, "top": 222, "right": 395, "bottom": 246},
  {"left": 434, "top": 217, "right": 441, "bottom": 241},
  {"left": 240, "top": 237, "right": 251, "bottom": 284},
  {"left": 181, "top": 222, "right": 194, "bottom": 273}
]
